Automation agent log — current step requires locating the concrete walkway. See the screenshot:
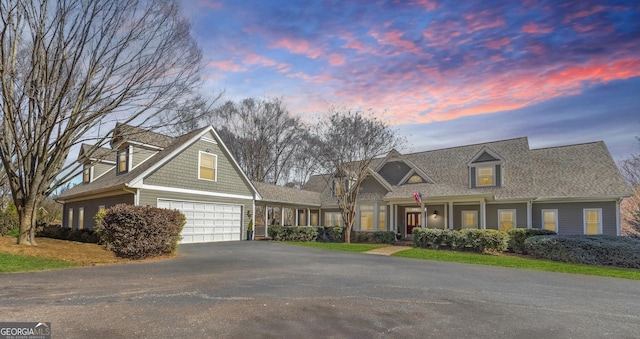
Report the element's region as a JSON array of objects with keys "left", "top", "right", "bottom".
[{"left": 364, "top": 245, "right": 412, "bottom": 256}]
